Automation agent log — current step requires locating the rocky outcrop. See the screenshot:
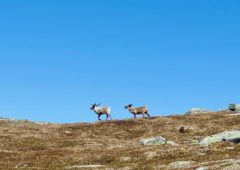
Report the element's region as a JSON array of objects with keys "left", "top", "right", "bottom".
[
  {"left": 228, "top": 104, "right": 240, "bottom": 112},
  {"left": 185, "top": 108, "right": 212, "bottom": 115},
  {"left": 200, "top": 130, "right": 240, "bottom": 146}
]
